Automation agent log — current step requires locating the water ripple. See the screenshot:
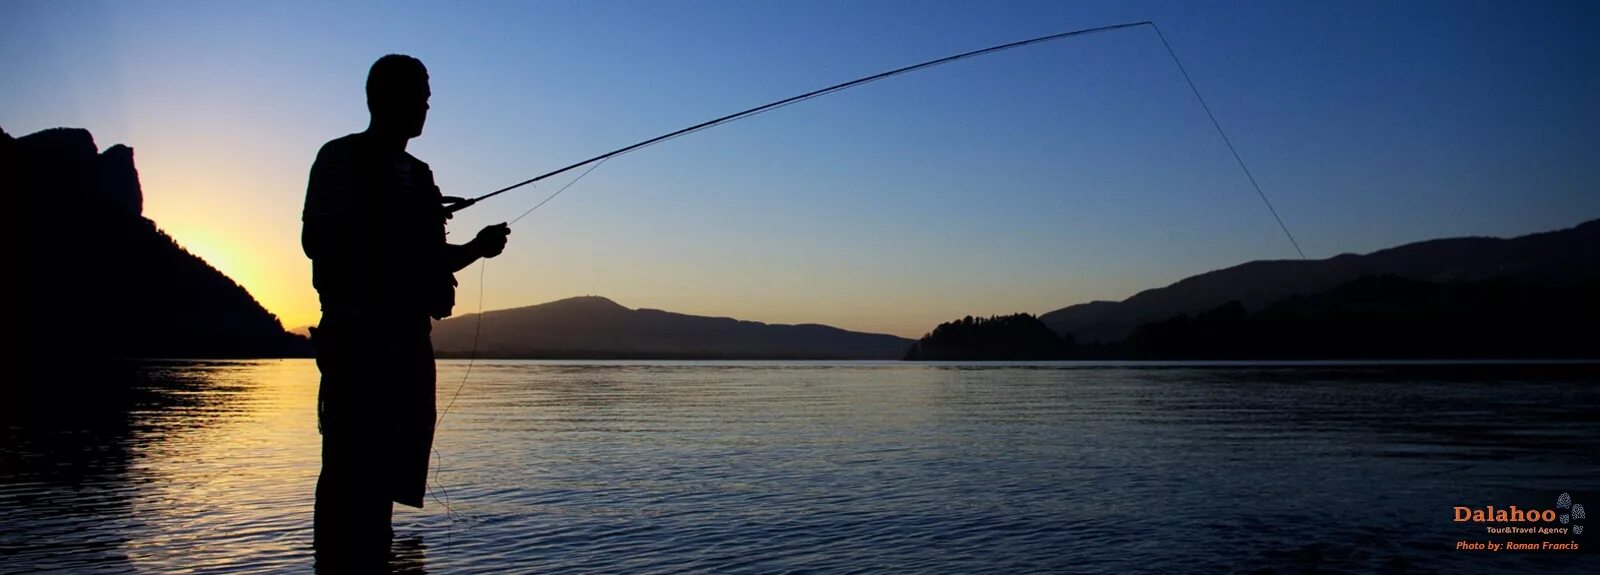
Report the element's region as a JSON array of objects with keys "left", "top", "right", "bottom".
[{"left": 2, "top": 361, "right": 1597, "bottom": 573}]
